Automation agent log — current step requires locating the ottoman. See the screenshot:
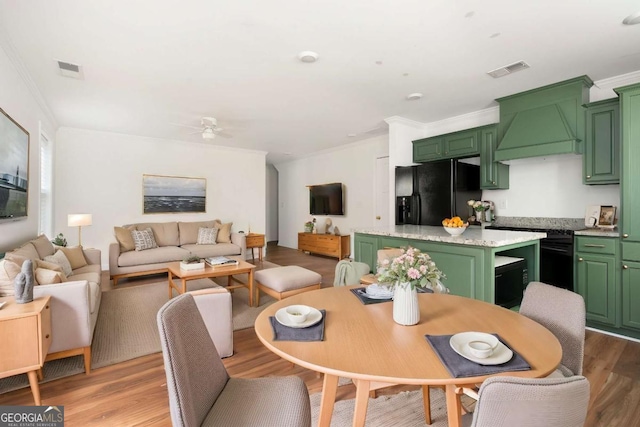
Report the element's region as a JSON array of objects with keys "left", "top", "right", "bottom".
[{"left": 255, "top": 266, "right": 322, "bottom": 306}]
